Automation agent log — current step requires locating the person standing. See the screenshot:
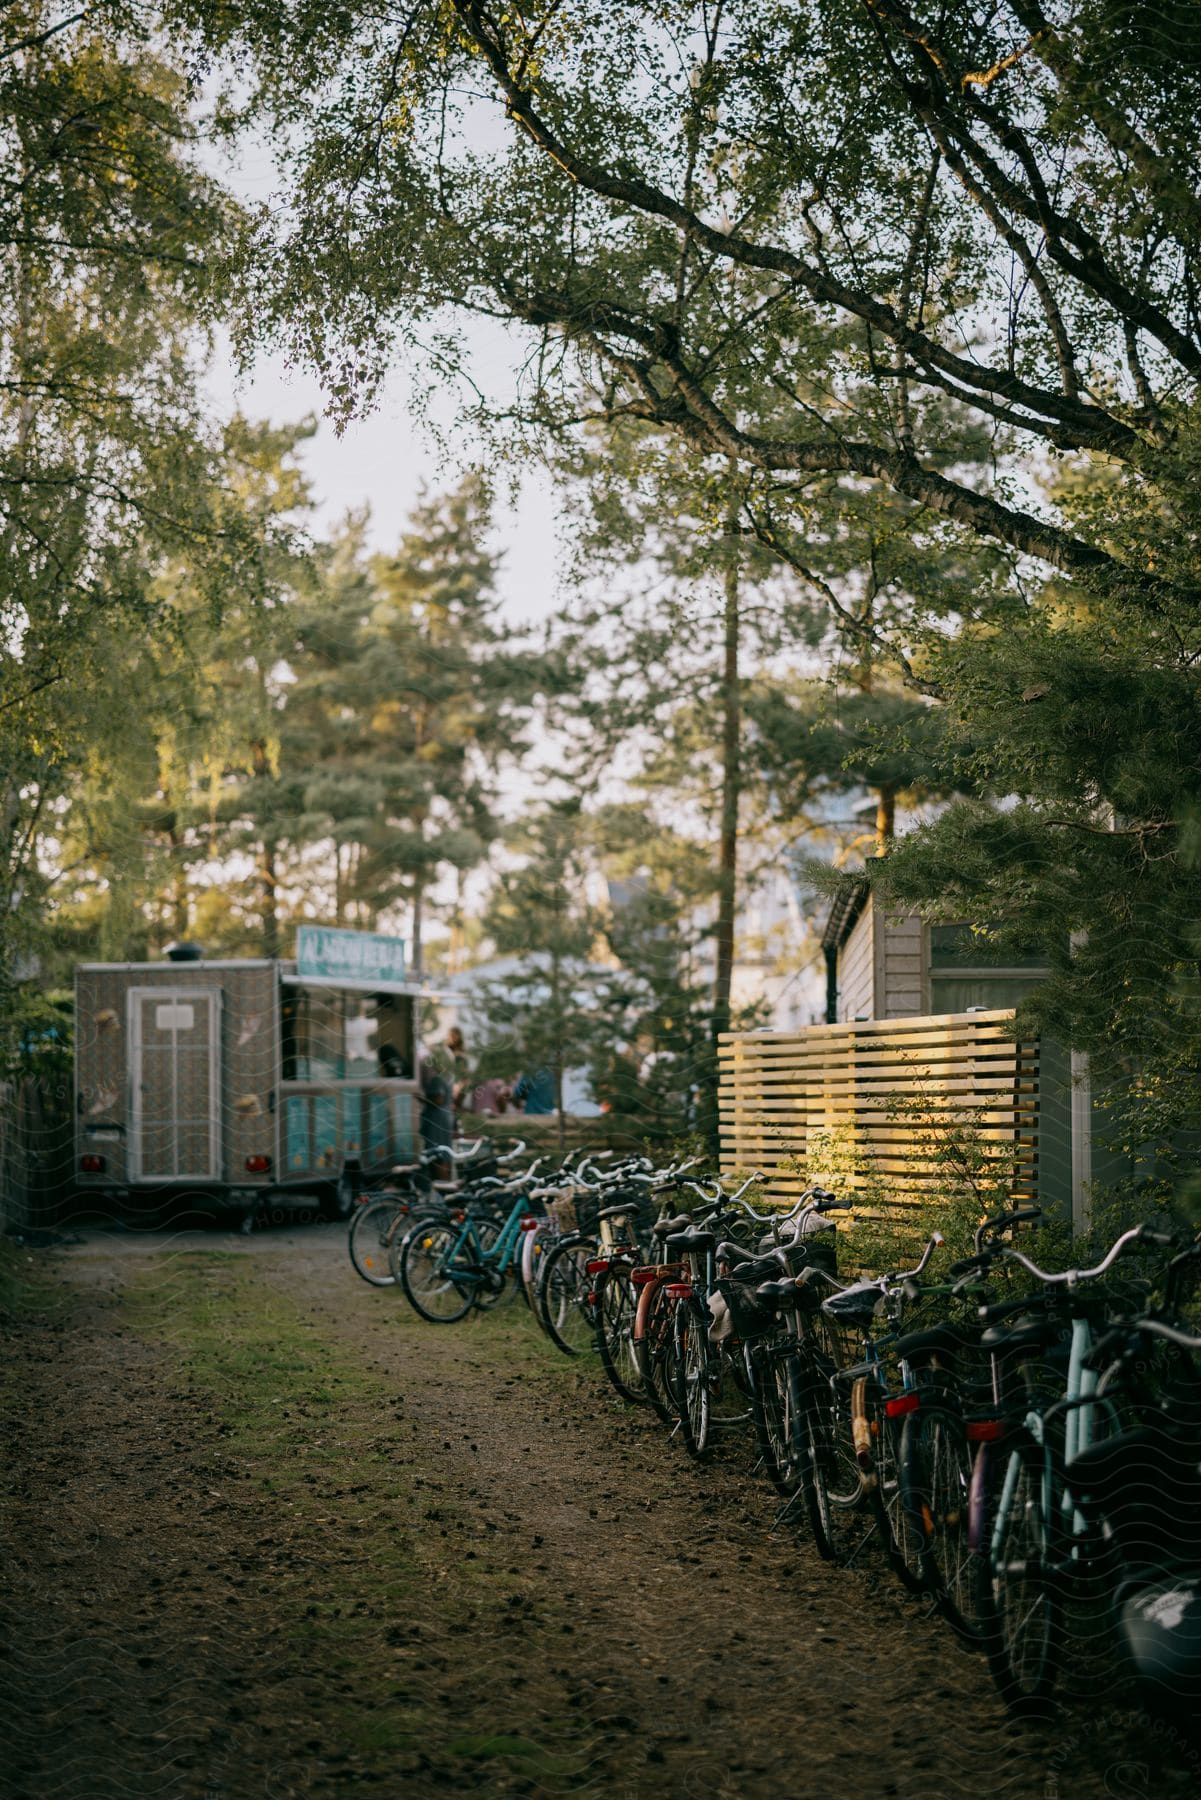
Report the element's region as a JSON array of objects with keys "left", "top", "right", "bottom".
[{"left": 419, "top": 1032, "right": 457, "bottom": 1171}]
